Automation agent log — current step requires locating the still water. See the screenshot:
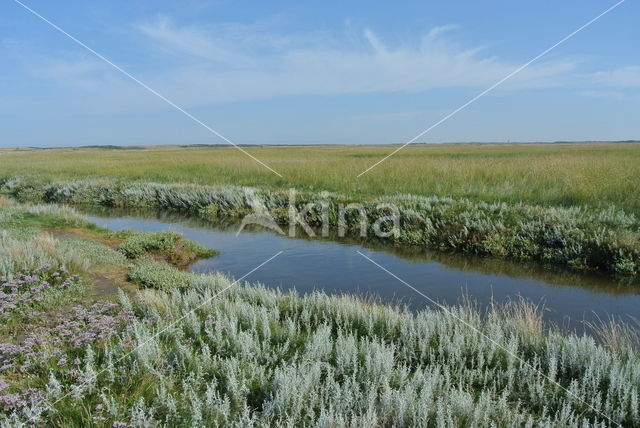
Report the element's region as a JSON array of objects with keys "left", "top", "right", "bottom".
[{"left": 80, "top": 206, "right": 640, "bottom": 332}]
